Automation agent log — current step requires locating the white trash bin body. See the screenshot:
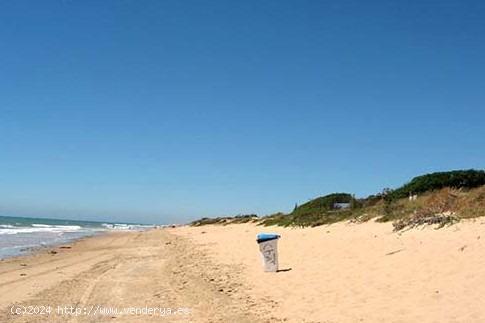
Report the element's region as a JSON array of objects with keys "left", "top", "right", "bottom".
[{"left": 257, "top": 233, "right": 280, "bottom": 272}]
